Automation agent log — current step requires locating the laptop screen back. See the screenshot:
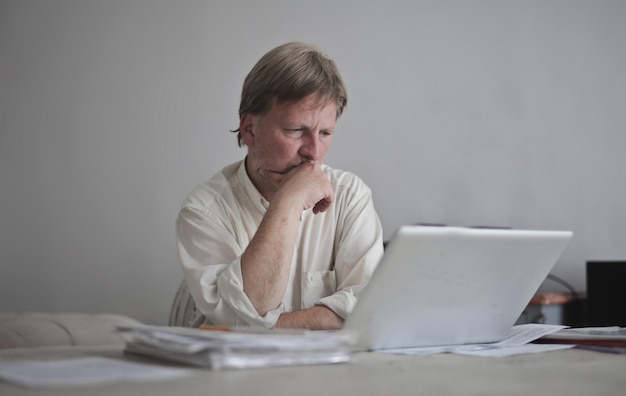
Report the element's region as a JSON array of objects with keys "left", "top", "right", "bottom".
[{"left": 343, "top": 226, "right": 572, "bottom": 350}]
